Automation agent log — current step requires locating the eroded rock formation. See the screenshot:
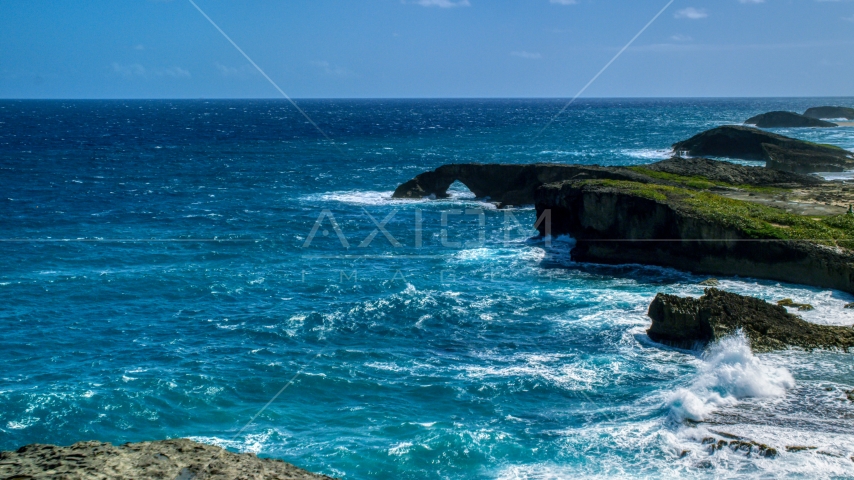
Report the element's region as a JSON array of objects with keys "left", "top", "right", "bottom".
[
  {"left": 391, "top": 163, "right": 650, "bottom": 205},
  {"left": 647, "top": 288, "right": 854, "bottom": 351}
]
